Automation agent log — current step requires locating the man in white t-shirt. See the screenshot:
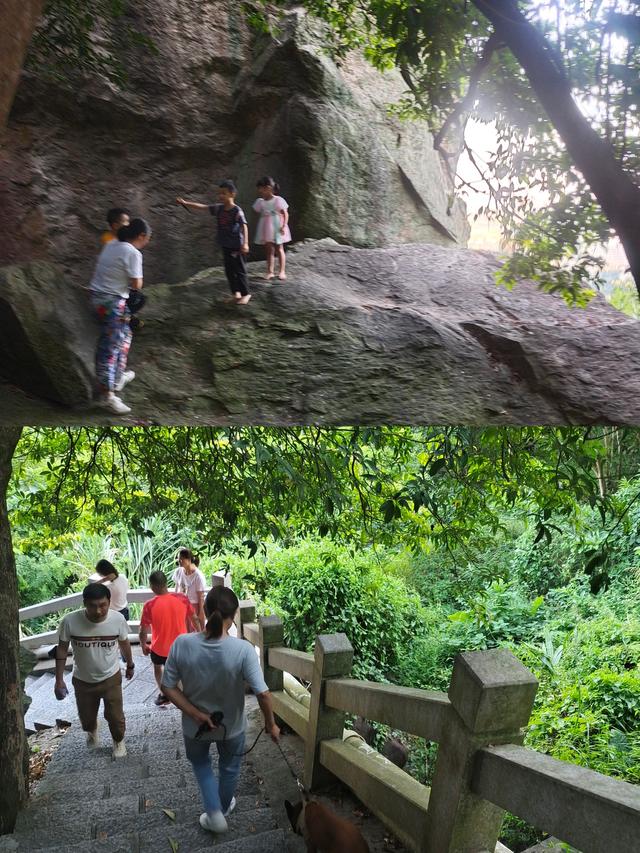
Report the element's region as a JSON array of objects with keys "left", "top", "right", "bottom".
[{"left": 54, "top": 583, "right": 135, "bottom": 757}]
